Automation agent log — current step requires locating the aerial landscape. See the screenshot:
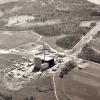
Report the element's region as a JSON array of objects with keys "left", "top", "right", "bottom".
[{"left": 0, "top": 0, "right": 100, "bottom": 100}]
